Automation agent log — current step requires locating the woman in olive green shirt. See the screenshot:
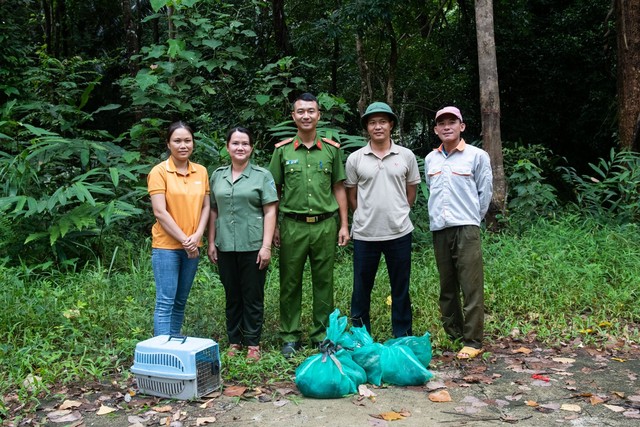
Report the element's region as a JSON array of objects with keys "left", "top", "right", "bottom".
[{"left": 208, "top": 127, "right": 278, "bottom": 362}]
